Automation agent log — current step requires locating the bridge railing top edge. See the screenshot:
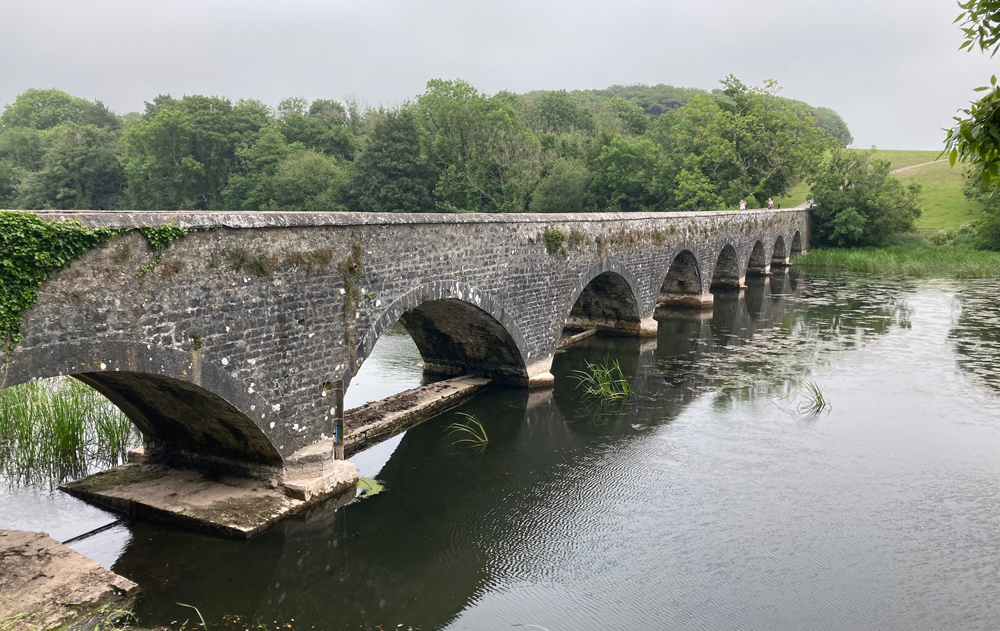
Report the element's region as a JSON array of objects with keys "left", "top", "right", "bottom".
[{"left": 18, "top": 208, "right": 807, "bottom": 230}]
